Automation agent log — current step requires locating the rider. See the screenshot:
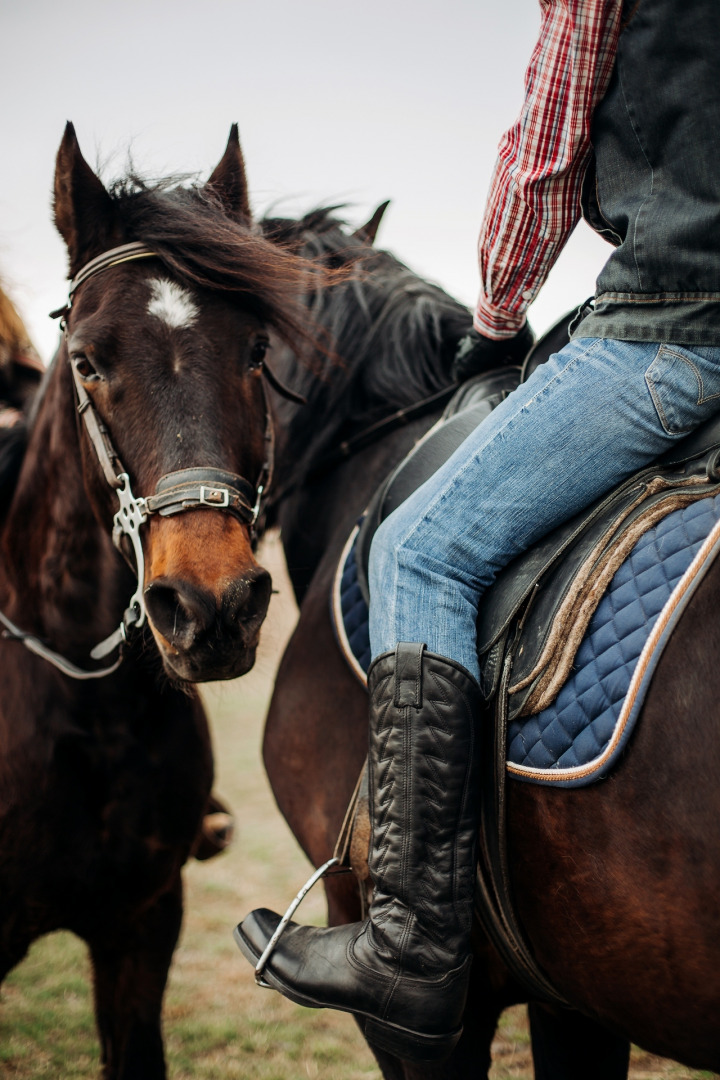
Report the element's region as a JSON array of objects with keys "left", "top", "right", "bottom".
[{"left": 237, "top": 0, "right": 720, "bottom": 1061}]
